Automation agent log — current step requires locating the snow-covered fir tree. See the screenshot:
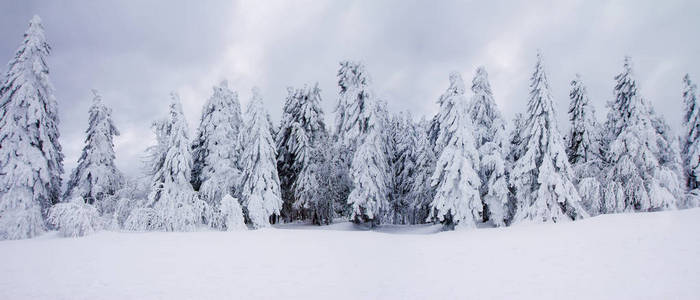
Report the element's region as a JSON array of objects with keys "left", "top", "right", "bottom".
[
  {"left": 335, "top": 61, "right": 372, "bottom": 153},
  {"left": 333, "top": 61, "right": 375, "bottom": 216},
  {"left": 0, "top": 16, "right": 64, "bottom": 239},
  {"left": 682, "top": 74, "right": 700, "bottom": 207},
  {"left": 347, "top": 95, "right": 390, "bottom": 227},
  {"left": 409, "top": 118, "right": 436, "bottom": 224},
  {"left": 64, "top": 90, "right": 123, "bottom": 205},
  {"left": 277, "top": 83, "right": 331, "bottom": 223},
  {"left": 127, "top": 93, "right": 205, "bottom": 232},
  {"left": 468, "top": 67, "right": 510, "bottom": 226},
  {"left": 429, "top": 72, "right": 467, "bottom": 156},
  {"left": 602, "top": 57, "right": 681, "bottom": 212},
  {"left": 387, "top": 112, "right": 419, "bottom": 224},
  {"left": 567, "top": 74, "right": 600, "bottom": 164},
  {"left": 239, "top": 88, "right": 283, "bottom": 229},
  {"left": 650, "top": 107, "right": 684, "bottom": 205},
  {"left": 276, "top": 87, "right": 300, "bottom": 221},
  {"left": 291, "top": 85, "right": 332, "bottom": 224},
  {"left": 191, "top": 81, "right": 243, "bottom": 209},
  {"left": 566, "top": 74, "right": 604, "bottom": 215},
  {"left": 428, "top": 72, "right": 482, "bottom": 229},
  {"left": 511, "top": 52, "right": 587, "bottom": 223}
]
